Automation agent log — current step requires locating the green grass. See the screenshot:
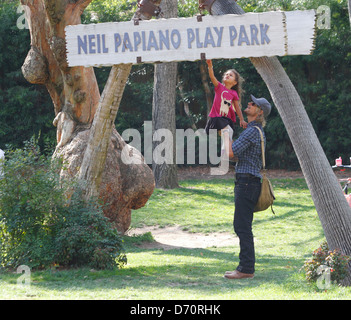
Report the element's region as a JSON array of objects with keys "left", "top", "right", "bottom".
[{"left": 1, "top": 177, "right": 351, "bottom": 300}]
